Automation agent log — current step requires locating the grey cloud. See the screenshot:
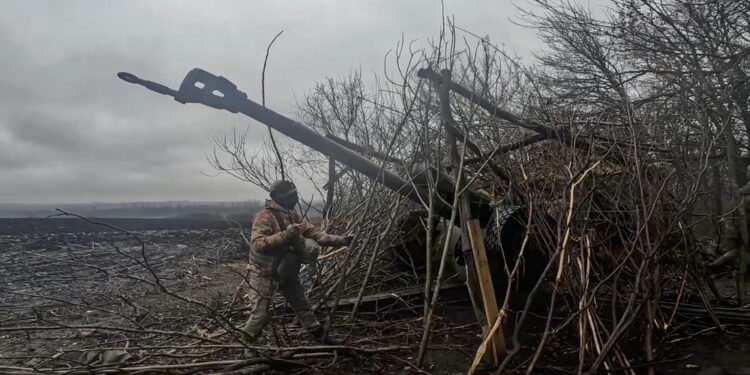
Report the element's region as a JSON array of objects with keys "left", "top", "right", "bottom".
[
  {"left": 5, "top": 112, "right": 87, "bottom": 151},
  {"left": 0, "top": 0, "right": 596, "bottom": 204}
]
